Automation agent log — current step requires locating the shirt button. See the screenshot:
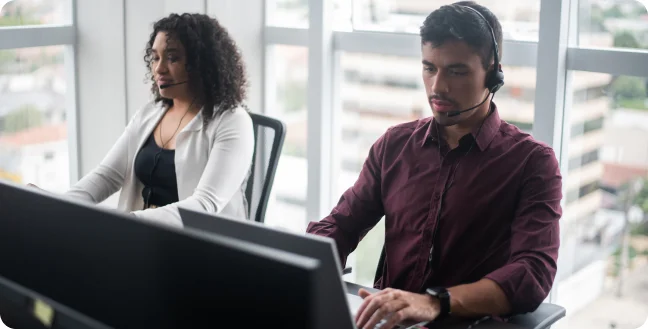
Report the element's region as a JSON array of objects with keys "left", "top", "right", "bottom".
[{"left": 433, "top": 194, "right": 440, "bottom": 201}]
